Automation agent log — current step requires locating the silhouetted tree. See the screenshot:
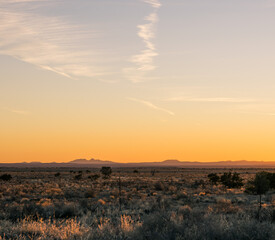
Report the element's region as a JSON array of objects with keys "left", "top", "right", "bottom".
[
  {"left": 265, "top": 172, "right": 275, "bottom": 189},
  {"left": 246, "top": 171, "right": 270, "bottom": 217}
]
